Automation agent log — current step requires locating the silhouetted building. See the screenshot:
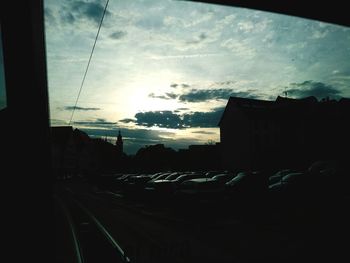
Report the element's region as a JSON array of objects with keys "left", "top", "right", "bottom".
[
  {"left": 90, "top": 137, "right": 122, "bottom": 174},
  {"left": 177, "top": 143, "right": 221, "bottom": 171},
  {"left": 115, "top": 130, "right": 123, "bottom": 156},
  {"left": 51, "top": 126, "right": 131, "bottom": 178},
  {"left": 219, "top": 96, "right": 350, "bottom": 171},
  {"left": 134, "top": 144, "right": 177, "bottom": 172},
  {"left": 51, "top": 126, "right": 92, "bottom": 178}
]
